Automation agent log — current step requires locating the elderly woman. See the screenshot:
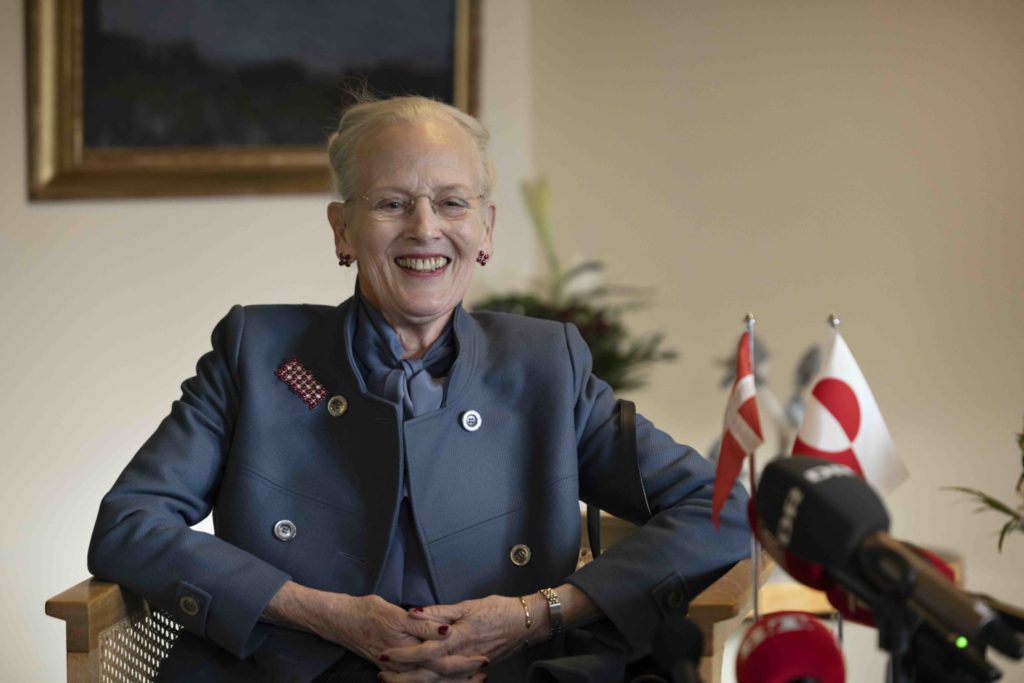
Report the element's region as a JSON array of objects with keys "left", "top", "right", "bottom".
[{"left": 88, "top": 96, "right": 750, "bottom": 682}]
